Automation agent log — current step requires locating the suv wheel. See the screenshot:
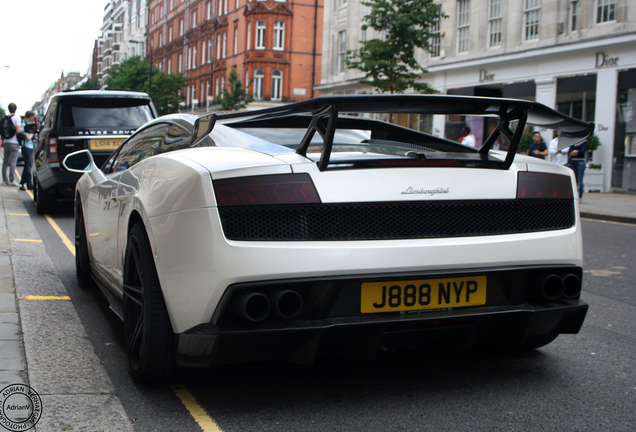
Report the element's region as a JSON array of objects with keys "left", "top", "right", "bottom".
[{"left": 35, "top": 179, "right": 57, "bottom": 214}]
